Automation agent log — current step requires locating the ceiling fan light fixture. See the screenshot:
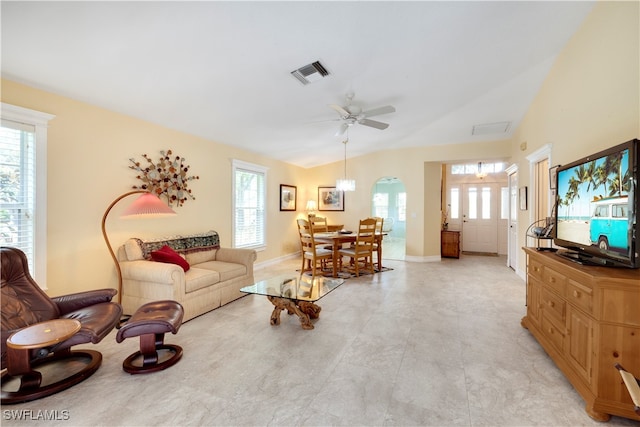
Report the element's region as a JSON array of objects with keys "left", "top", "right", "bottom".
[{"left": 329, "top": 93, "right": 395, "bottom": 135}]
